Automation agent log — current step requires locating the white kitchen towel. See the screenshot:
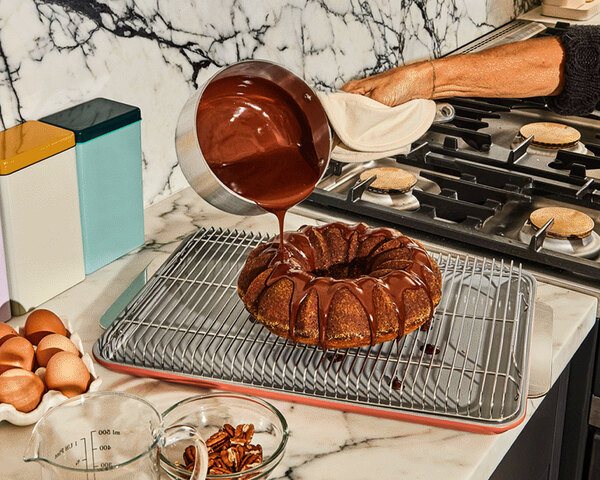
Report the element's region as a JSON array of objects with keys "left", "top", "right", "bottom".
[
  {"left": 316, "top": 91, "right": 436, "bottom": 154},
  {"left": 330, "top": 134, "right": 410, "bottom": 163}
]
